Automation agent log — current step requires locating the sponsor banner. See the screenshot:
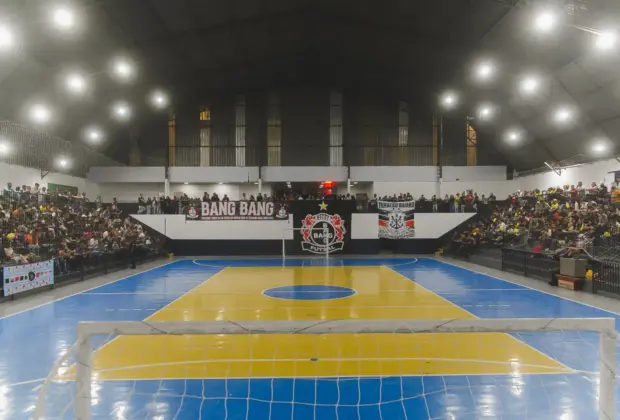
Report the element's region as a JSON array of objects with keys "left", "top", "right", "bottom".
[
  {"left": 292, "top": 200, "right": 355, "bottom": 255},
  {"left": 378, "top": 200, "right": 415, "bottom": 239},
  {"left": 3, "top": 260, "right": 54, "bottom": 296},
  {"left": 185, "top": 201, "right": 290, "bottom": 221}
]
